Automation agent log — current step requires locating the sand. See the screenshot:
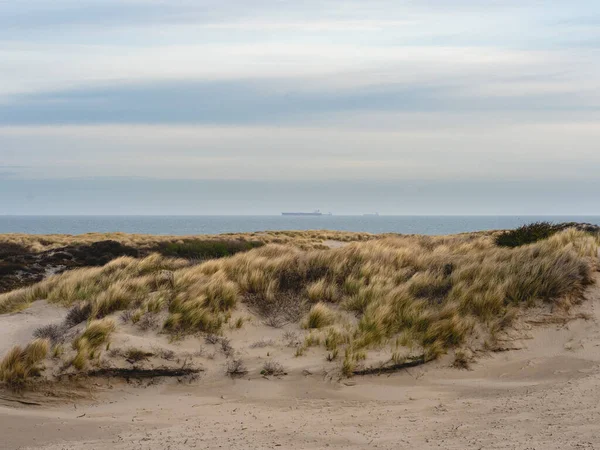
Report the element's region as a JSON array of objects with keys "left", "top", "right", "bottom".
[
  {"left": 2, "top": 275, "right": 600, "bottom": 449},
  {"left": 0, "top": 301, "right": 67, "bottom": 356}
]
